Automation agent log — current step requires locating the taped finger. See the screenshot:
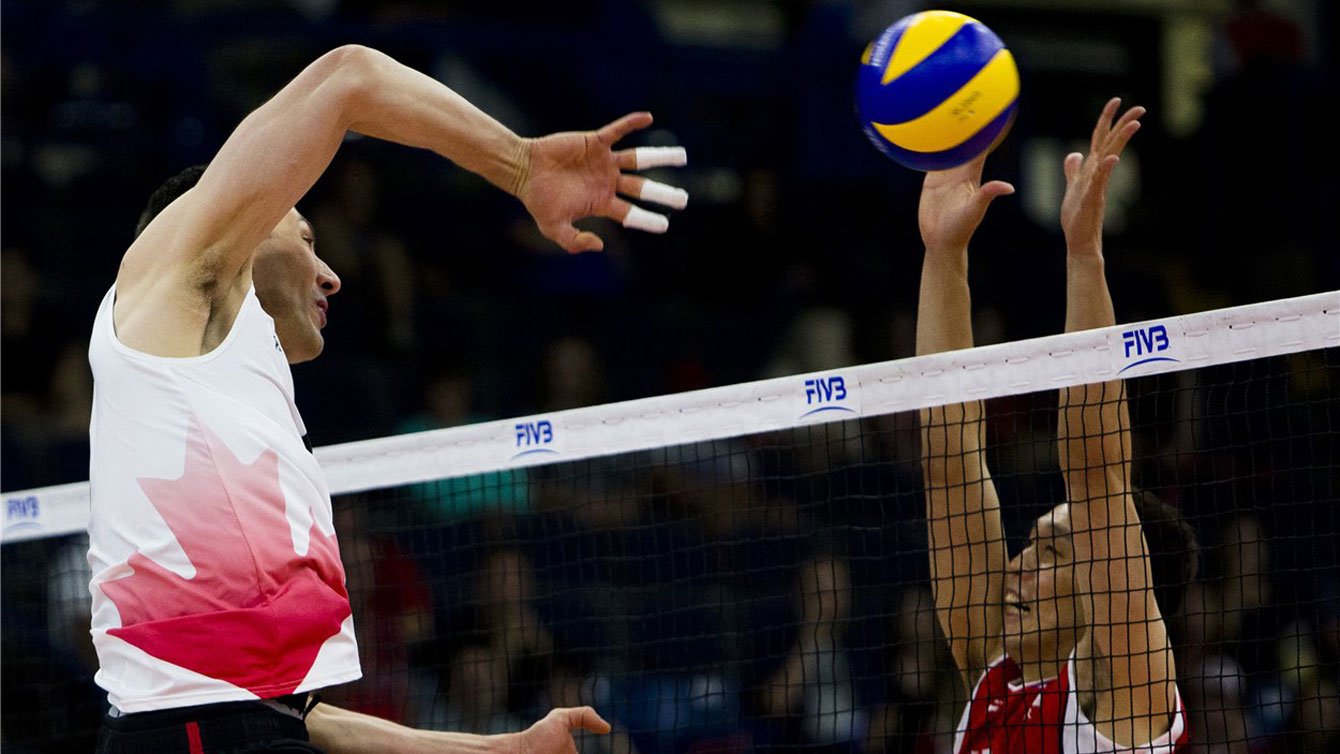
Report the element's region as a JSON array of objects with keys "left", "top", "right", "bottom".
[
  {"left": 639, "top": 178, "right": 688, "bottom": 210},
  {"left": 623, "top": 205, "right": 669, "bottom": 234},
  {"left": 635, "top": 146, "right": 687, "bottom": 170}
]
